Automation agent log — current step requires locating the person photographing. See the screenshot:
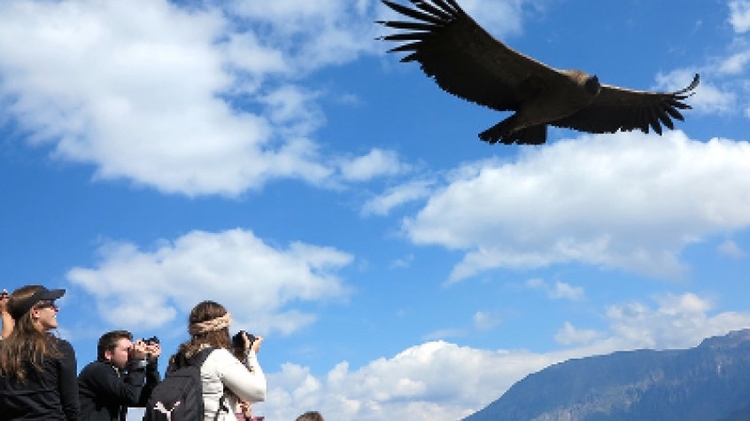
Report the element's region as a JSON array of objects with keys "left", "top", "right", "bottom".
[{"left": 78, "top": 330, "right": 162, "bottom": 421}]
